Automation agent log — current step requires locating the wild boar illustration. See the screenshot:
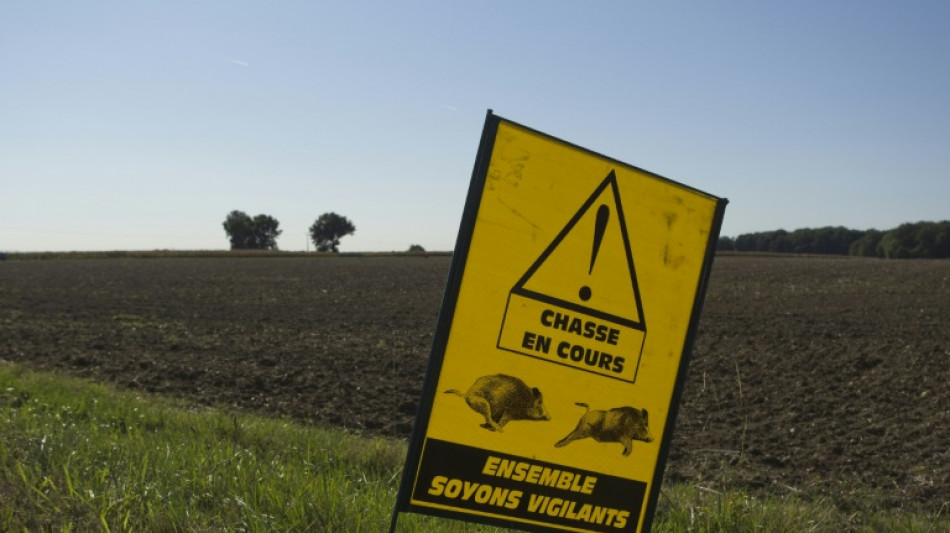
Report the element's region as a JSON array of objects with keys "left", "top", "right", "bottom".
[
  {"left": 444, "top": 374, "right": 551, "bottom": 431},
  {"left": 555, "top": 402, "right": 653, "bottom": 456}
]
